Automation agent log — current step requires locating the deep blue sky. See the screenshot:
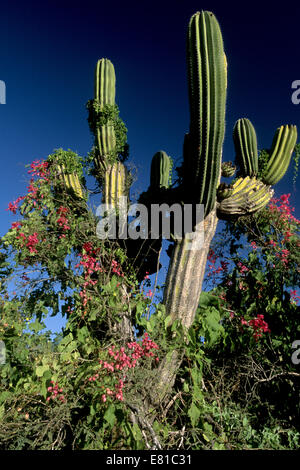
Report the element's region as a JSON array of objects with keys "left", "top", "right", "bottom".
[{"left": 1, "top": 0, "right": 300, "bottom": 332}]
